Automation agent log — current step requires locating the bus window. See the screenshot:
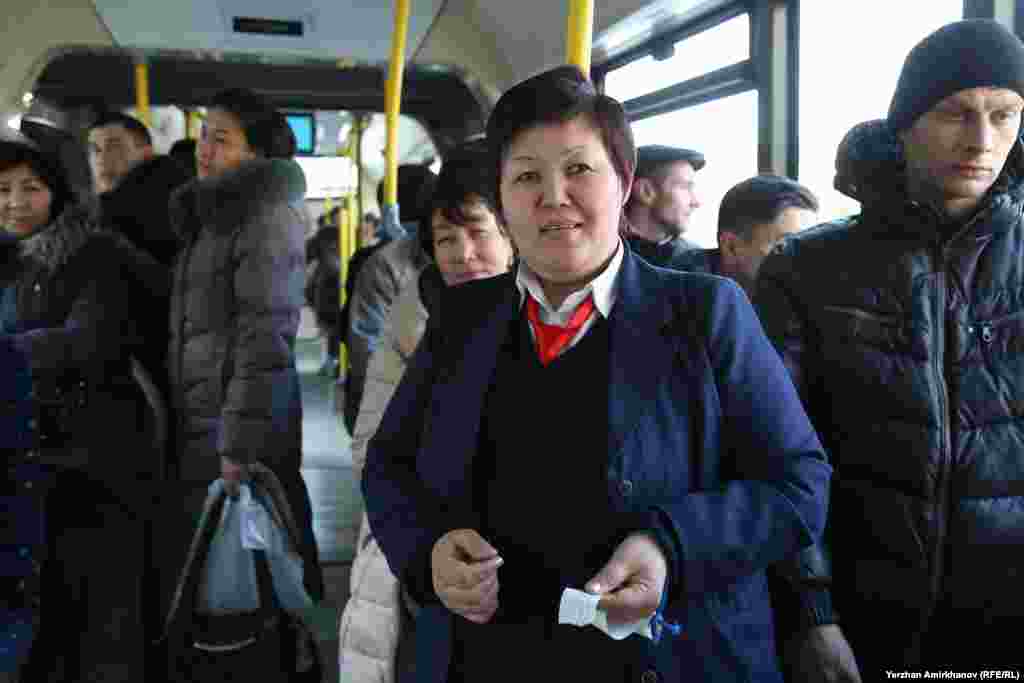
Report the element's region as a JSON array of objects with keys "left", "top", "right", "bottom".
[
  {"left": 121, "top": 106, "right": 186, "bottom": 154},
  {"left": 799, "top": 0, "right": 963, "bottom": 223},
  {"left": 630, "top": 90, "right": 758, "bottom": 248},
  {"left": 604, "top": 13, "right": 749, "bottom": 104}
]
